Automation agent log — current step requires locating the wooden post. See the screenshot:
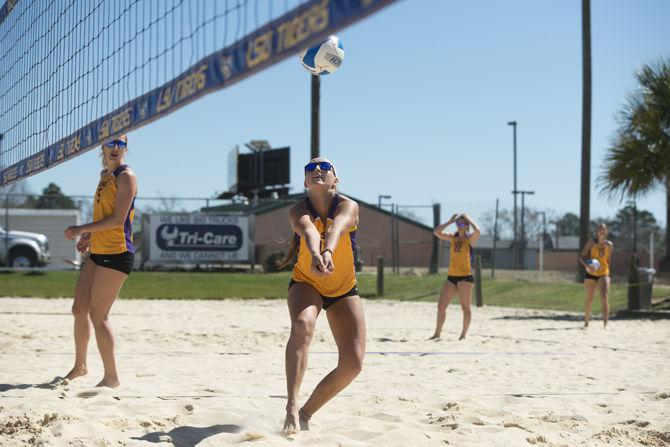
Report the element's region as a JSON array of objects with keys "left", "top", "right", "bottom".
[
  {"left": 429, "top": 203, "right": 440, "bottom": 274},
  {"left": 475, "top": 254, "right": 483, "bottom": 307},
  {"left": 491, "top": 198, "right": 499, "bottom": 279},
  {"left": 377, "top": 255, "right": 384, "bottom": 297}
]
